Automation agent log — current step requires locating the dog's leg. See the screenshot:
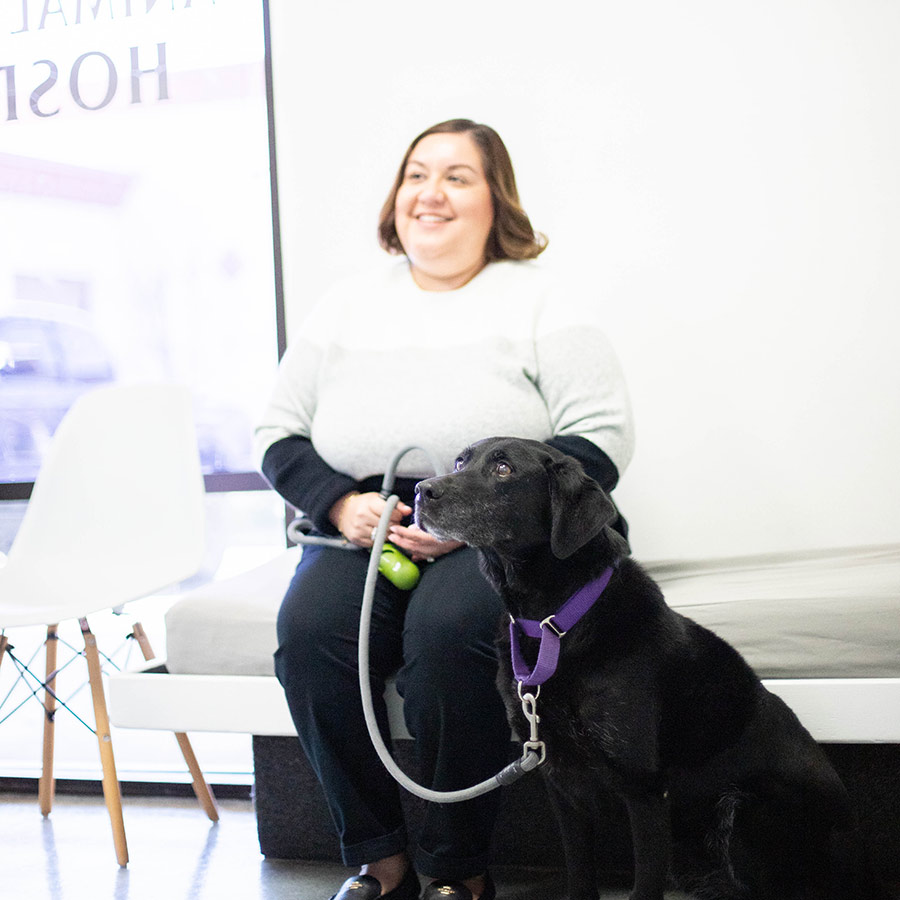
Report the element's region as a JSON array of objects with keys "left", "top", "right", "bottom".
[
  {"left": 623, "top": 790, "right": 670, "bottom": 900},
  {"left": 545, "top": 781, "right": 600, "bottom": 900}
]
